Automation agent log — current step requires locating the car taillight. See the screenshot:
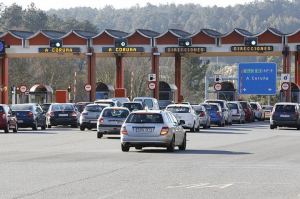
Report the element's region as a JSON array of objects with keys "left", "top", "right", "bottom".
[
  {"left": 160, "top": 127, "right": 169, "bottom": 135},
  {"left": 199, "top": 112, "right": 205, "bottom": 117},
  {"left": 120, "top": 126, "right": 128, "bottom": 135},
  {"left": 99, "top": 117, "right": 104, "bottom": 124},
  {"left": 71, "top": 112, "right": 77, "bottom": 117},
  {"left": 27, "top": 112, "right": 33, "bottom": 117}
]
